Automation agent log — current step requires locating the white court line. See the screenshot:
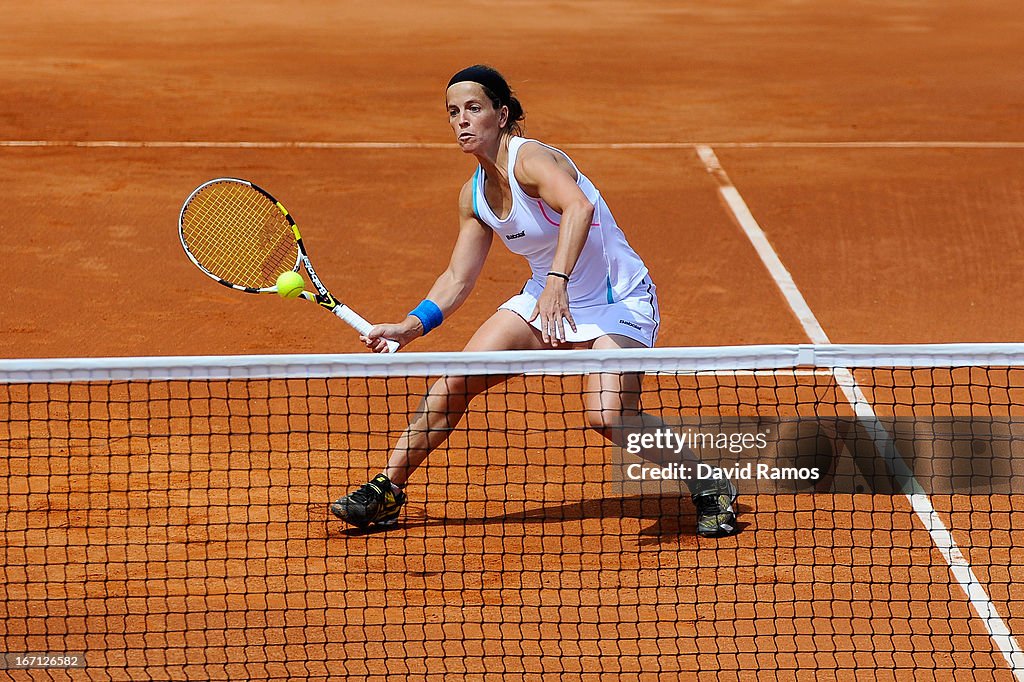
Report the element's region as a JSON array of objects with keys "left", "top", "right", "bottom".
[
  {"left": 2, "top": 140, "right": 1024, "bottom": 150},
  {"left": 0, "top": 140, "right": 454, "bottom": 149},
  {"left": 696, "top": 146, "right": 830, "bottom": 344},
  {"left": 695, "top": 143, "right": 1024, "bottom": 680}
]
